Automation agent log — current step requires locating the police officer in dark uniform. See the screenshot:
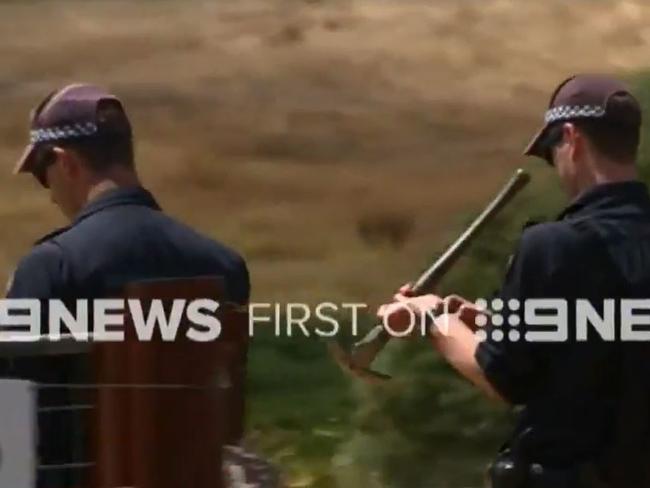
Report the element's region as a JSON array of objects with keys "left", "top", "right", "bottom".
[
  {"left": 9, "top": 83, "right": 249, "bottom": 304},
  {"left": 378, "top": 74, "right": 650, "bottom": 487},
  {"left": 6, "top": 84, "right": 250, "bottom": 486}
]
